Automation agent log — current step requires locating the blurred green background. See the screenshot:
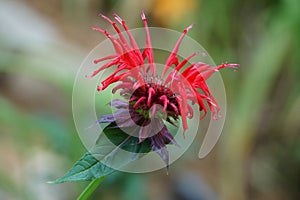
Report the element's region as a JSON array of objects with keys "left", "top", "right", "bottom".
[{"left": 0, "top": 0, "right": 300, "bottom": 199}]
